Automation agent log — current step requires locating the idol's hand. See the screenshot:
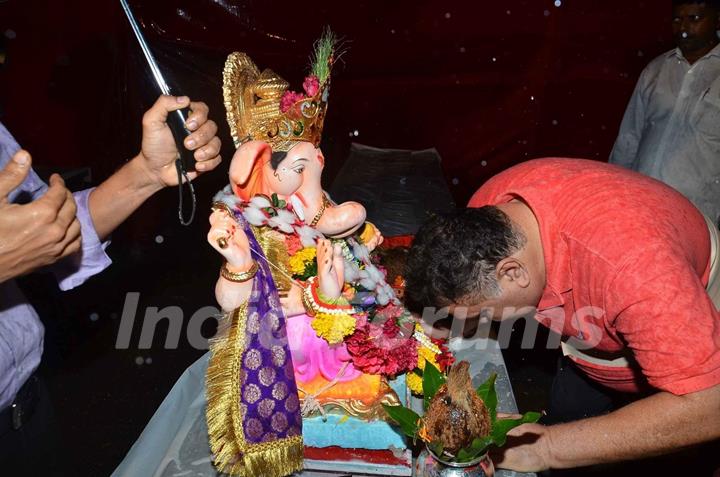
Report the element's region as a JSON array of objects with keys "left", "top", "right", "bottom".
[
  {"left": 316, "top": 239, "right": 344, "bottom": 299},
  {"left": 361, "top": 223, "right": 384, "bottom": 252},
  {"left": 138, "top": 95, "right": 222, "bottom": 187},
  {"left": 280, "top": 284, "right": 306, "bottom": 317},
  {"left": 207, "top": 208, "right": 253, "bottom": 271}
]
